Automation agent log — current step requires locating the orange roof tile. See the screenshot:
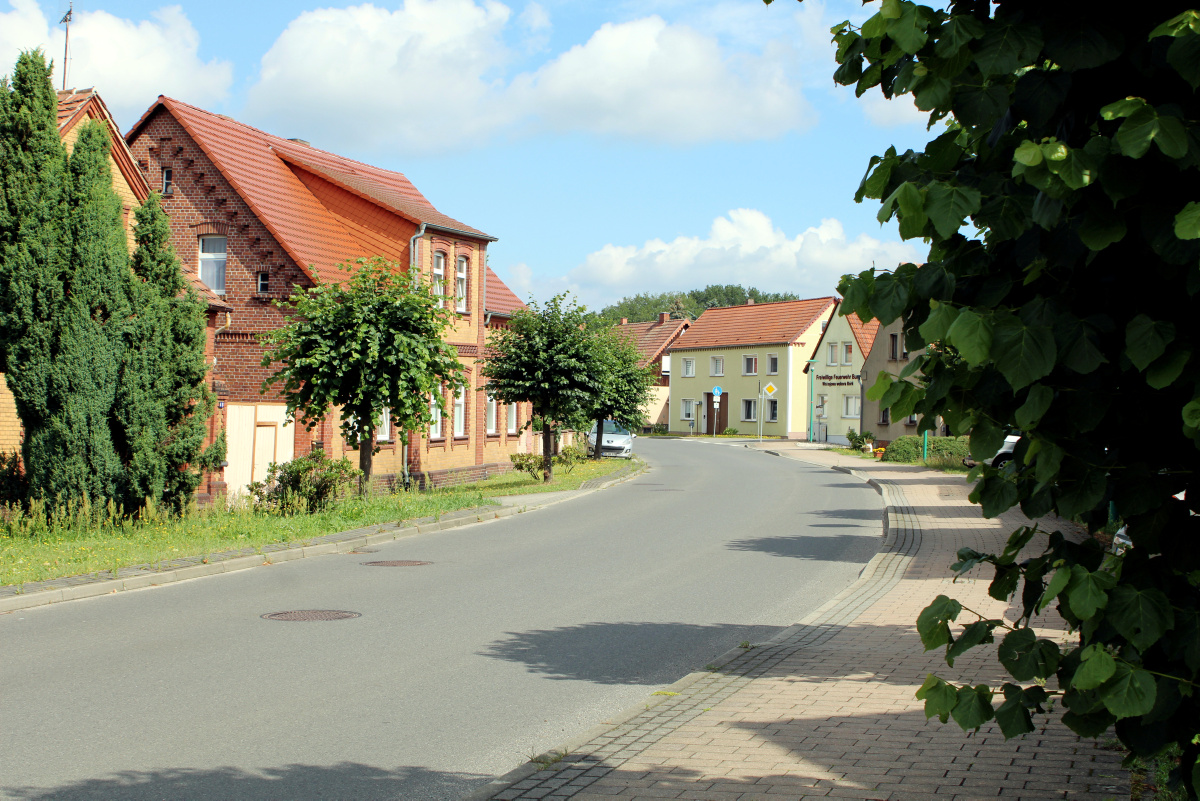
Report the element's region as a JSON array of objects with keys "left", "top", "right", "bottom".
[
  {"left": 184, "top": 269, "right": 232, "bottom": 312},
  {"left": 126, "top": 97, "right": 492, "bottom": 286},
  {"left": 846, "top": 312, "right": 882, "bottom": 360},
  {"left": 485, "top": 267, "right": 525, "bottom": 317},
  {"left": 616, "top": 318, "right": 690, "bottom": 366},
  {"left": 670, "top": 298, "right": 837, "bottom": 351}
]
